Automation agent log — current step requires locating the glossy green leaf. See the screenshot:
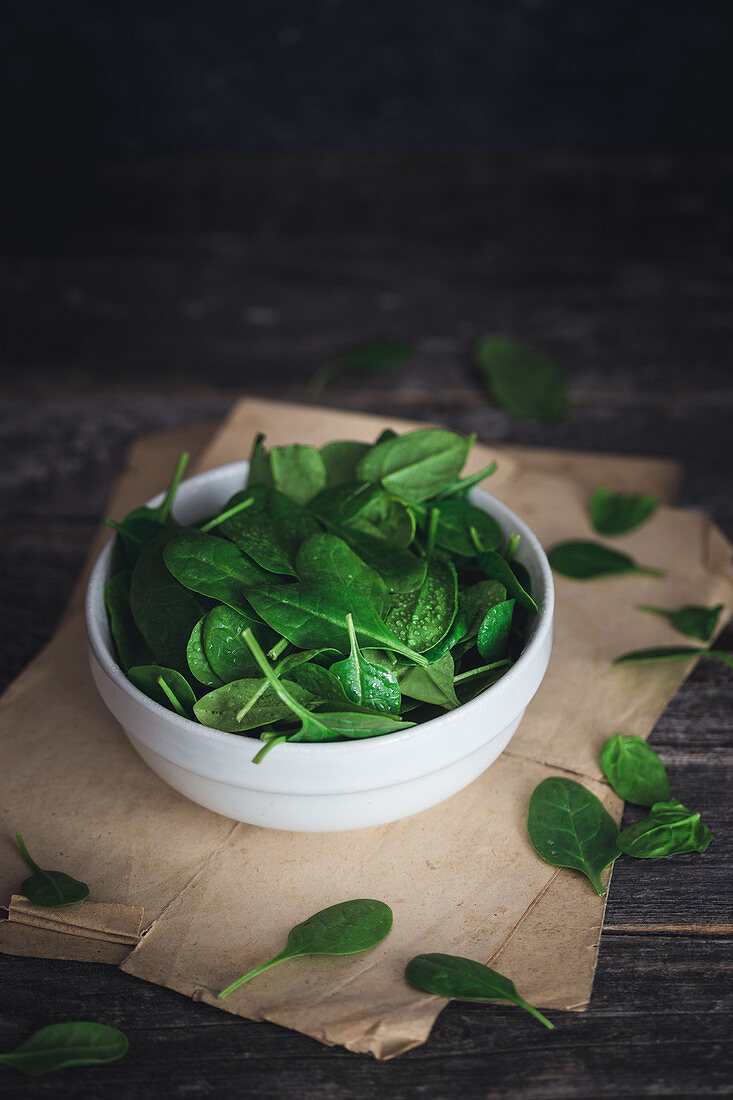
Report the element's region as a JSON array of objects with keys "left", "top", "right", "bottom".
[
  {"left": 590, "top": 486, "right": 658, "bottom": 536},
  {"left": 193, "top": 677, "right": 314, "bottom": 733},
  {"left": 128, "top": 665, "right": 197, "bottom": 718},
  {"left": 246, "top": 432, "right": 274, "bottom": 488},
  {"left": 186, "top": 617, "right": 224, "bottom": 688},
  {"left": 163, "top": 529, "right": 269, "bottom": 613},
  {"left": 356, "top": 428, "right": 472, "bottom": 504},
  {"left": 613, "top": 645, "right": 733, "bottom": 670},
  {"left": 15, "top": 833, "right": 89, "bottom": 909},
  {"left": 104, "top": 571, "right": 153, "bottom": 672},
  {"left": 347, "top": 489, "right": 416, "bottom": 548},
  {"left": 320, "top": 440, "right": 372, "bottom": 486},
  {"left": 220, "top": 485, "right": 320, "bottom": 575},
  {"left": 600, "top": 733, "right": 671, "bottom": 807},
  {"left": 386, "top": 557, "right": 458, "bottom": 654},
  {"left": 336, "top": 525, "right": 427, "bottom": 593},
  {"left": 475, "top": 335, "right": 569, "bottom": 423},
  {"left": 306, "top": 338, "right": 413, "bottom": 398},
  {"left": 218, "top": 898, "right": 393, "bottom": 998},
  {"left": 415, "top": 499, "right": 502, "bottom": 557},
  {"left": 0, "top": 1022, "right": 128, "bottom": 1076},
  {"left": 405, "top": 953, "right": 554, "bottom": 1029},
  {"left": 548, "top": 540, "right": 665, "bottom": 580},
  {"left": 399, "top": 652, "right": 460, "bottom": 709},
  {"left": 202, "top": 604, "right": 277, "bottom": 683},
  {"left": 330, "top": 614, "right": 402, "bottom": 714},
  {"left": 618, "top": 798, "right": 714, "bottom": 858},
  {"left": 270, "top": 444, "right": 327, "bottom": 505},
  {"left": 477, "top": 549, "right": 538, "bottom": 612},
  {"left": 431, "top": 459, "right": 498, "bottom": 500},
  {"left": 636, "top": 603, "right": 723, "bottom": 643},
  {"left": 460, "top": 580, "right": 508, "bottom": 639},
  {"left": 527, "top": 777, "right": 620, "bottom": 895},
  {"left": 477, "top": 598, "right": 515, "bottom": 661},
  {"left": 105, "top": 452, "right": 189, "bottom": 567},
  {"left": 295, "top": 533, "right": 389, "bottom": 617}
]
